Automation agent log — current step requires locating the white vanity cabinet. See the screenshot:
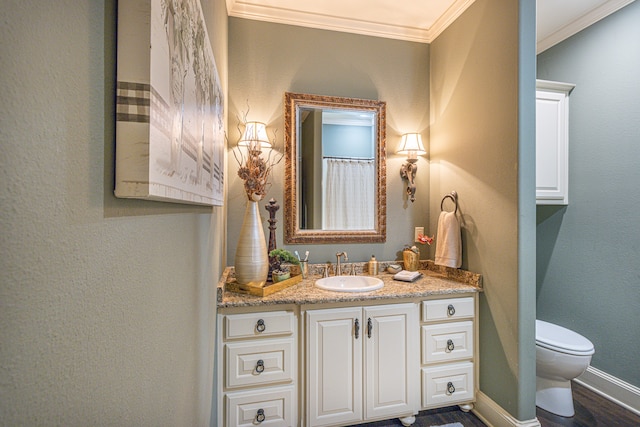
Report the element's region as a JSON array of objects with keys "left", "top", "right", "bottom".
[
  {"left": 536, "top": 79, "right": 575, "bottom": 205},
  {"left": 217, "top": 308, "right": 298, "bottom": 427},
  {"left": 305, "top": 303, "right": 419, "bottom": 427},
  {"left": 420, "top": 295, "right": 477, "bottom": 411}
]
